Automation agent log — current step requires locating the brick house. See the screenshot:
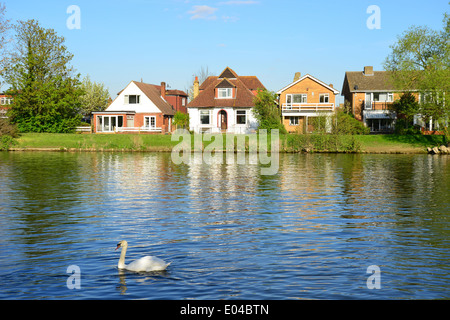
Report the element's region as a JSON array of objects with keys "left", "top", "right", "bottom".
[
  {"left": 276, "top": 73, "right": 339, "bottom": 133},
  {"left": 92, "top": 80, "right": 176, "bottom": 134},
  {"left": 341, "top": 66, "right": 406, "bottom": 133},
  {"left": 152, "top": 83, "right": 188, "bottom": 114},
  {"left": 187, "top": 67, "right": 265, "bottom": 134}
]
